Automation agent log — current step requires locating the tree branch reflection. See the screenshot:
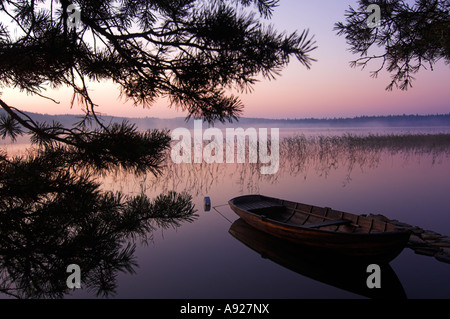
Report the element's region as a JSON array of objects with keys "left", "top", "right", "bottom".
[{"left": 0, "top": 148, "right": 197, "bottom": 298}]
